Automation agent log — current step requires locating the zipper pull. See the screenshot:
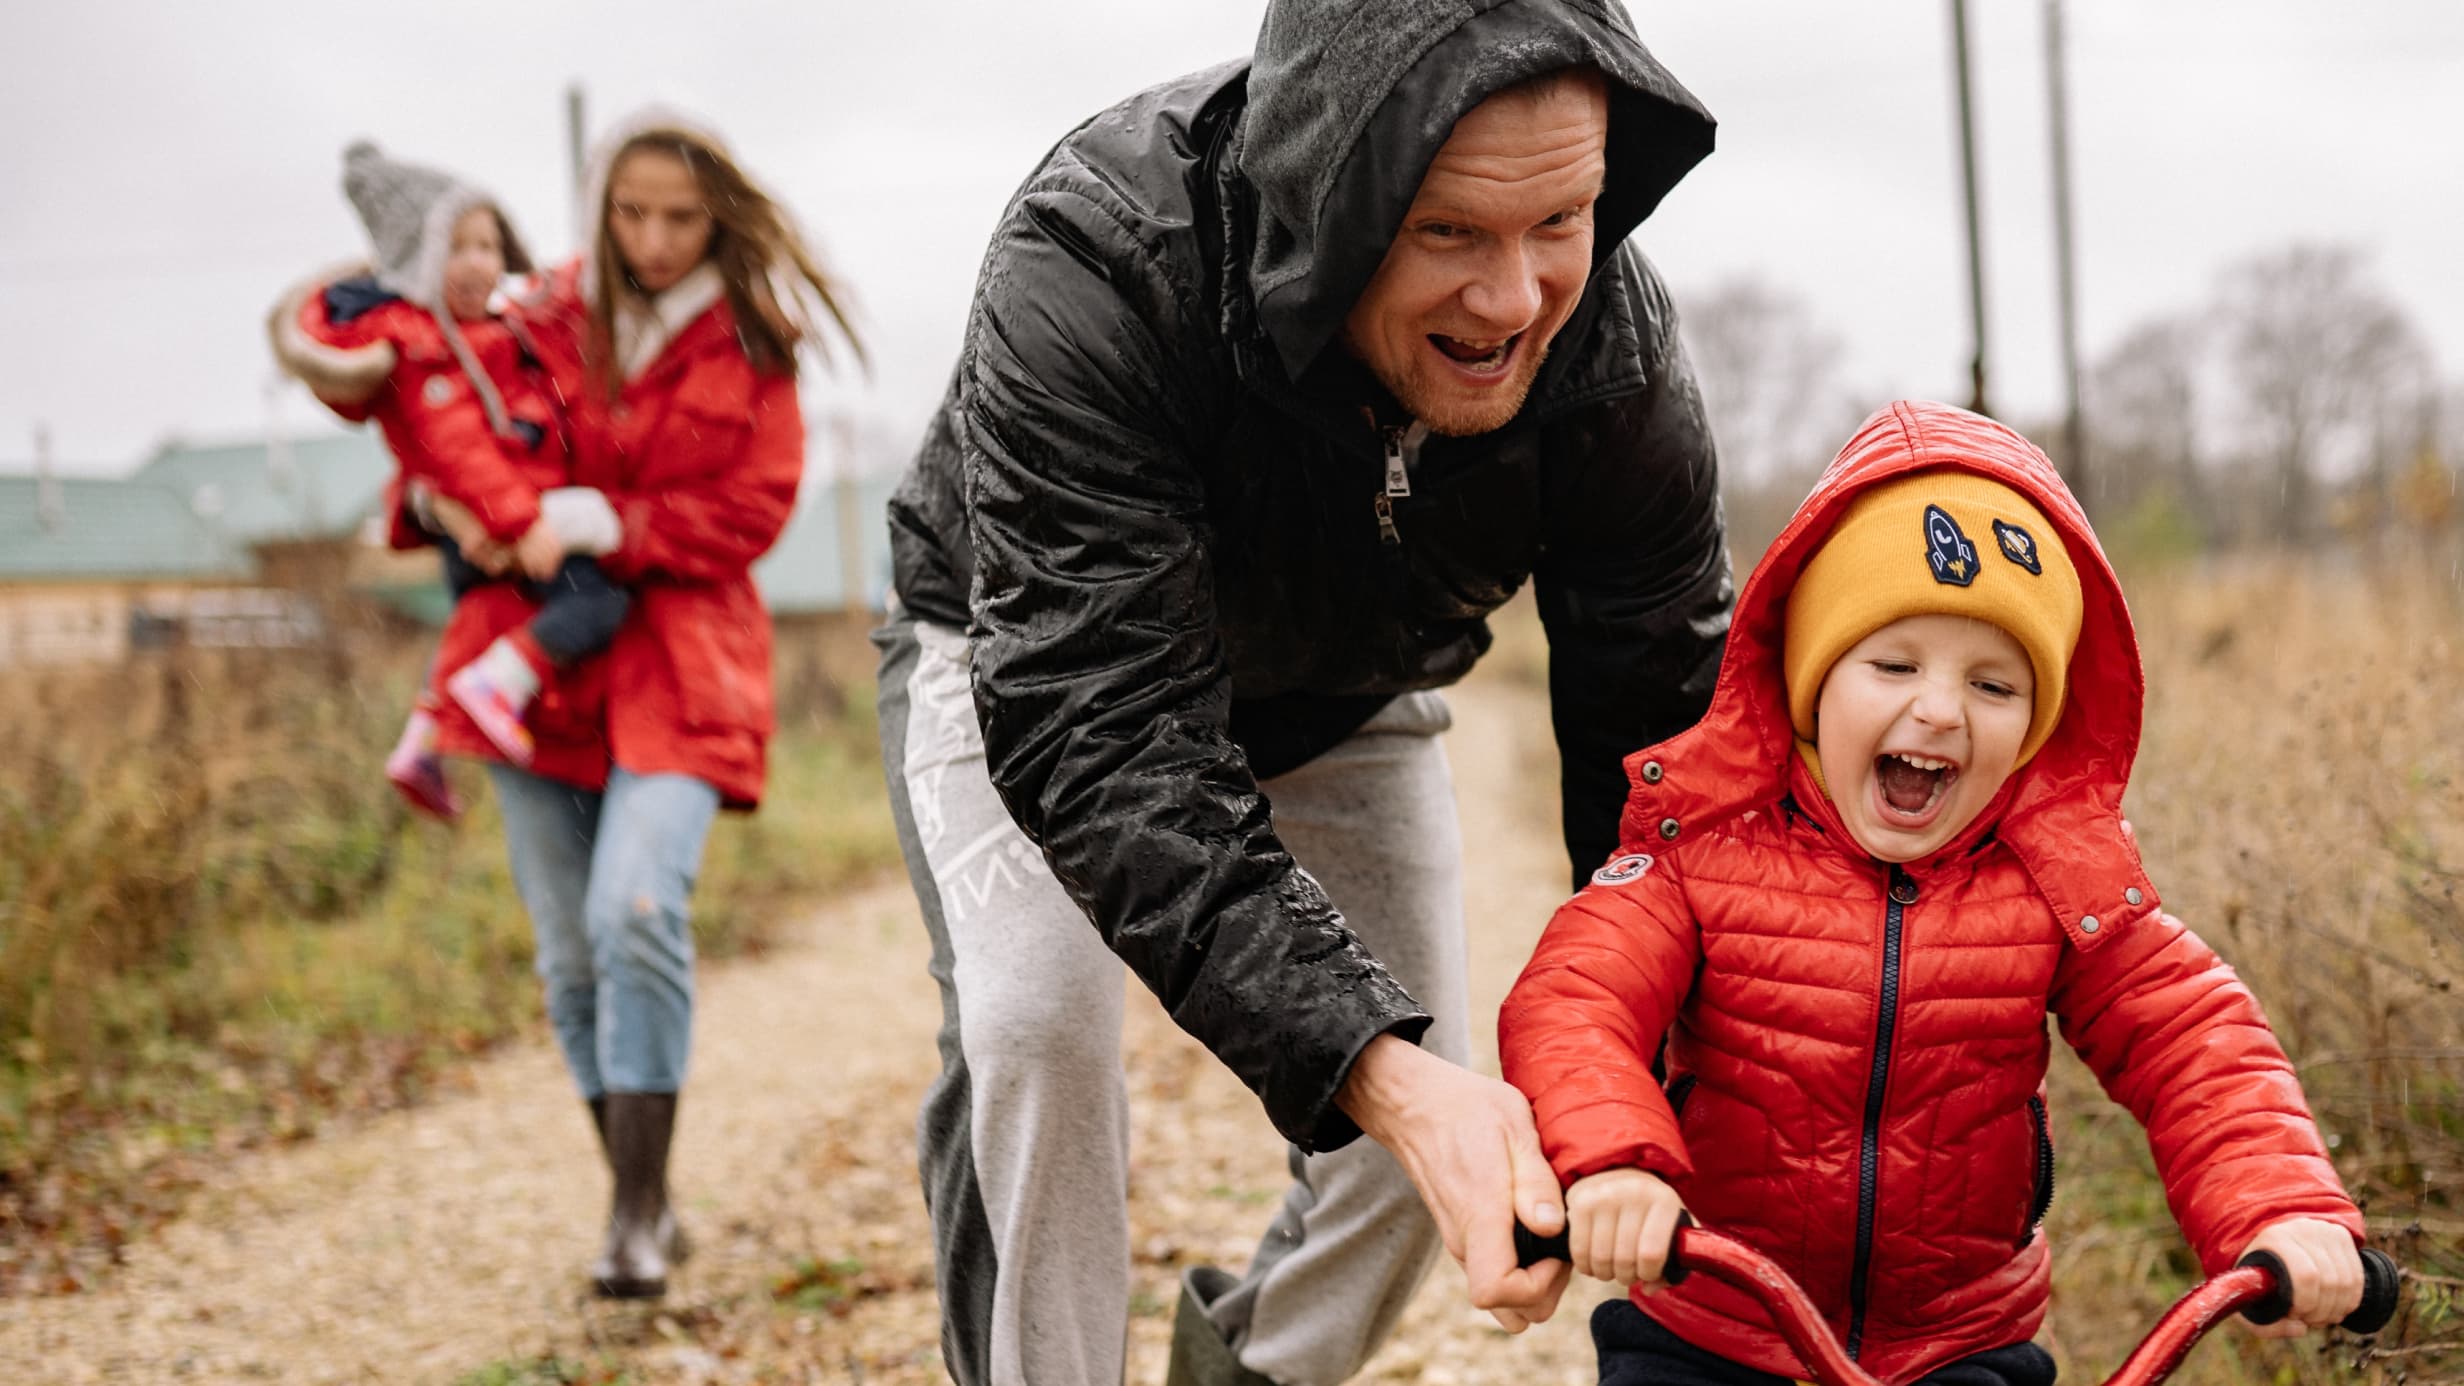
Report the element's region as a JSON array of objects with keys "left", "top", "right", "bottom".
[
  {"left": 1383, "top": 428, "right": 1412, "bottom": 498},
  {"left": 1373, "top": 492, "right": 1400, "bottom": 545}
]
